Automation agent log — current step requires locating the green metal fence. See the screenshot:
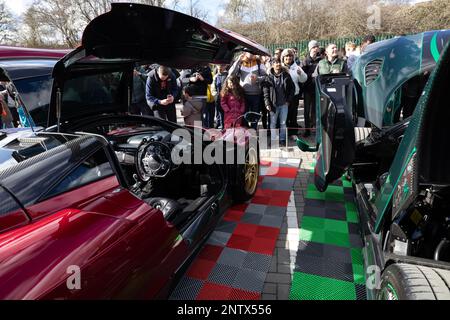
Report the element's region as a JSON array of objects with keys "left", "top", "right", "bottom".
[{"left": 265, "top": 35, "right": 395, "bottom": 57}]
